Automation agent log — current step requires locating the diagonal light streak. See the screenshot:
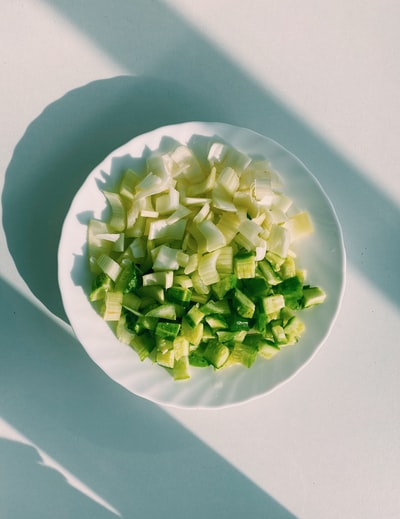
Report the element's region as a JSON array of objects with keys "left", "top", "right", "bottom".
[{"left": 0, "top": 417, "right": 121, "bottom": 517}]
